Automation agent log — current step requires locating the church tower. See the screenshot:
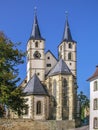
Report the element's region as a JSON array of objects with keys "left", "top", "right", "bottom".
[
  {"left": 27, "top": 11, "right": 45, "bottom": 82},
  {"left": 58, "top": 15, "right": 77, "bottom": 76}
]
